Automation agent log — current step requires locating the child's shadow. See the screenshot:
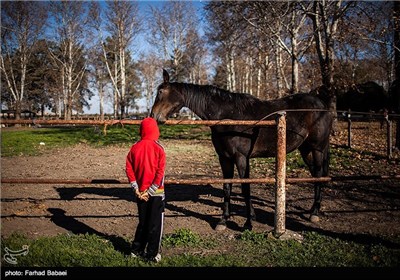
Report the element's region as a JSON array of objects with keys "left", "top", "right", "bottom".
[{"left": 47, "top": 207, "right": 131, "bottom": 255}]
